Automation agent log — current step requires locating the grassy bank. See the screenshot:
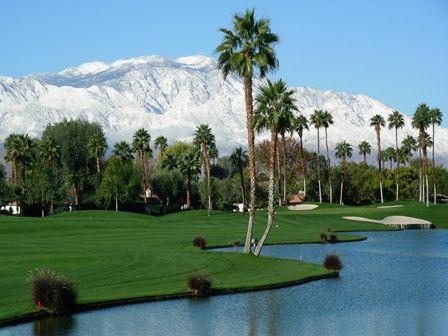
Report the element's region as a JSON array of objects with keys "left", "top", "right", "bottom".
[{"left": 0, "top": 201, "right": 444, "bottom": 322}]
